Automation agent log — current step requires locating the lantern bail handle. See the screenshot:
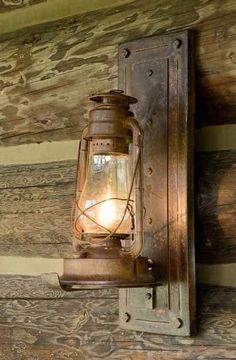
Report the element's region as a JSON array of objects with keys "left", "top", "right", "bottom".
[{"left": 121, "top": 117, "right": 144, "bottom": 258}]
